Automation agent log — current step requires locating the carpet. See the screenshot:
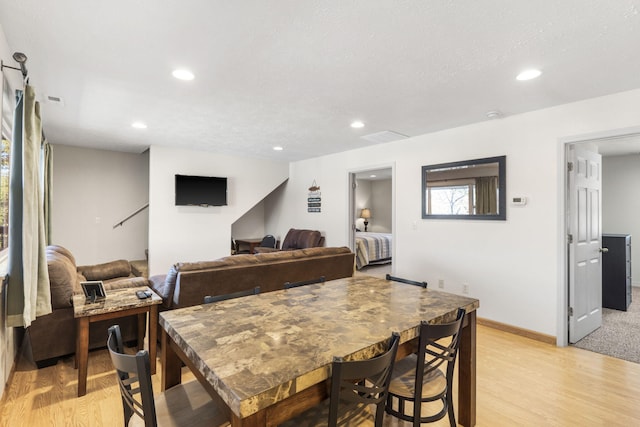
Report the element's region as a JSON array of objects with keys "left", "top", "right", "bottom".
[{"left": 573, "top": 286, "right": 640, "bottom": 364}]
